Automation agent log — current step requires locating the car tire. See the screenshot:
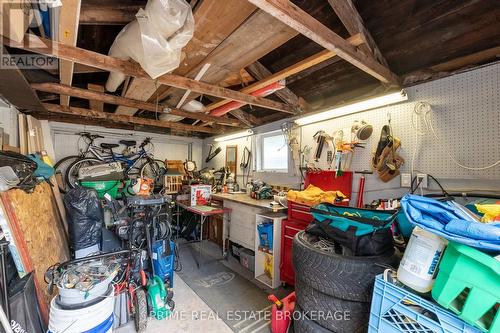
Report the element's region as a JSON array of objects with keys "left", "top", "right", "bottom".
[
  {"left": 293, "top": 304, "right": 332, "bottom": 333},
  {"left": 293, "top": 231, "right": 400, "bottom": 302},
  {"left": 295, "top": 278, "right": 369, "bottom": 333}
]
